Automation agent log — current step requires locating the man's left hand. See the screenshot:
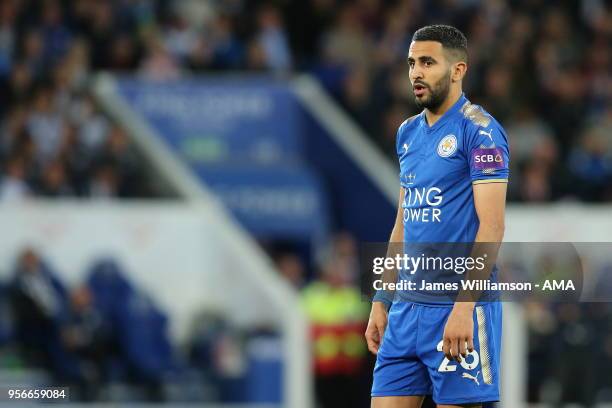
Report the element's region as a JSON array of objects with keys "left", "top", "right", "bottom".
[{"left": 442, "top": 303, "right": 475, "bottom": 362}]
